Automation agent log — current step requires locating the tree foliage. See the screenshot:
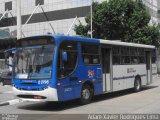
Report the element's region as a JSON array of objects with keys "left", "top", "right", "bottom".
[{"left": 74, "top": 0, "right": 159, "bottom": 46}]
